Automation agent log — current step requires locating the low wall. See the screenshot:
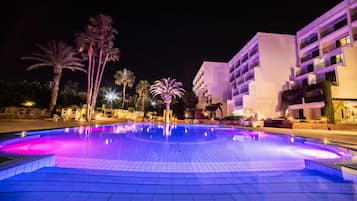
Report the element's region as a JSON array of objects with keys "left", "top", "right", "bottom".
[{"left": 293, "top": 122, "right": 357, "bottom": 130}]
